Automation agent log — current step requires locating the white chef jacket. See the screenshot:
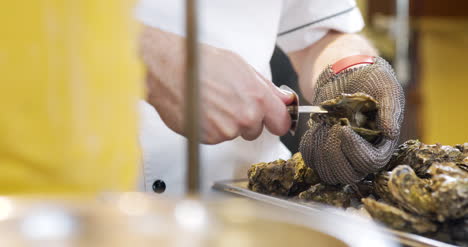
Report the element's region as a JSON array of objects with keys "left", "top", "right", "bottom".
[{"left": 135, "top": 0, "right": 364, "bottom": 196}]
